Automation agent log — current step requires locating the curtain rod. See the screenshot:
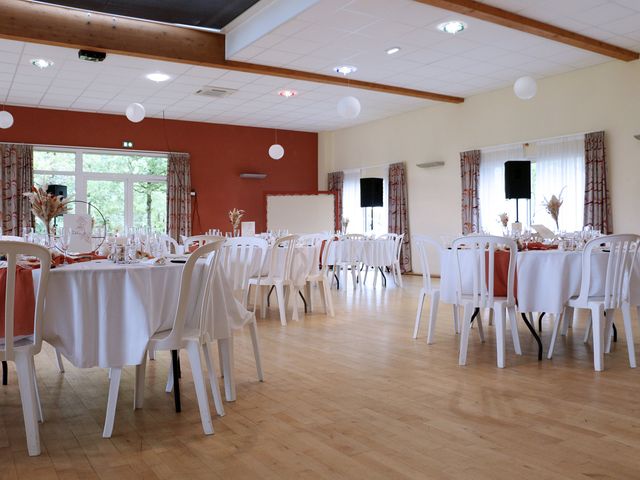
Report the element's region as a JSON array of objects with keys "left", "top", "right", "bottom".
[
  {"left": 343, "top": 160, "right": 399, "bottom": 173},
  {"left": 0, "top": 141, "right": 188, "bottom": 156},
  {"left": 475, "top": 129, "right": 595, "bottom": 153}
]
